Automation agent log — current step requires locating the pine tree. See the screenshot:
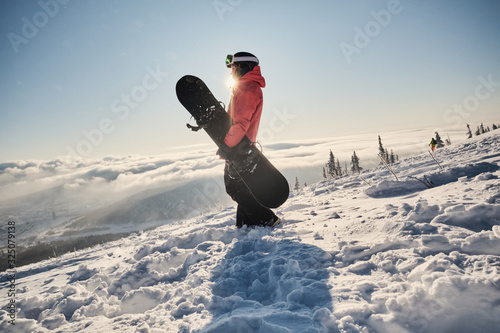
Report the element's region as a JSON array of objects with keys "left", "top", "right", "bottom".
[
  {"left": 327, "top": 150, "right": 336, "bottom": 179},
  {"left": 466, "top": 124, "right": 472, "bottom": 139},
  {"left": 389, "top": 150, "right": 396, "bottom": 164},
  {"left": 475, "top": 126, "right": 481, "bottom": 136},
  {"left": 322, "top": 166, "right": 327, "bottom": 180},
  {"left": 435, "top": 132, "right": 445, "bottom": 148},
  {"left": 480, "top": 123, "right": 485, "bottom": 134},
  {"left": 294, "top": 177, "right": 300, "bottom": 190},
  {"left": 493, "top": 124, "right": 498, "bottom": 130},
  {"left": 445, "top": 134, "right": 452, "bottom": 145},
  {"left": 350, "top": 151, "right": 362, "bottom": 173},
  {"left": 335, "top": 158, "right": 342, "bottom": 177},
  {"left": 378, "top": 135, "right": 387, "bottom": 164}
]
